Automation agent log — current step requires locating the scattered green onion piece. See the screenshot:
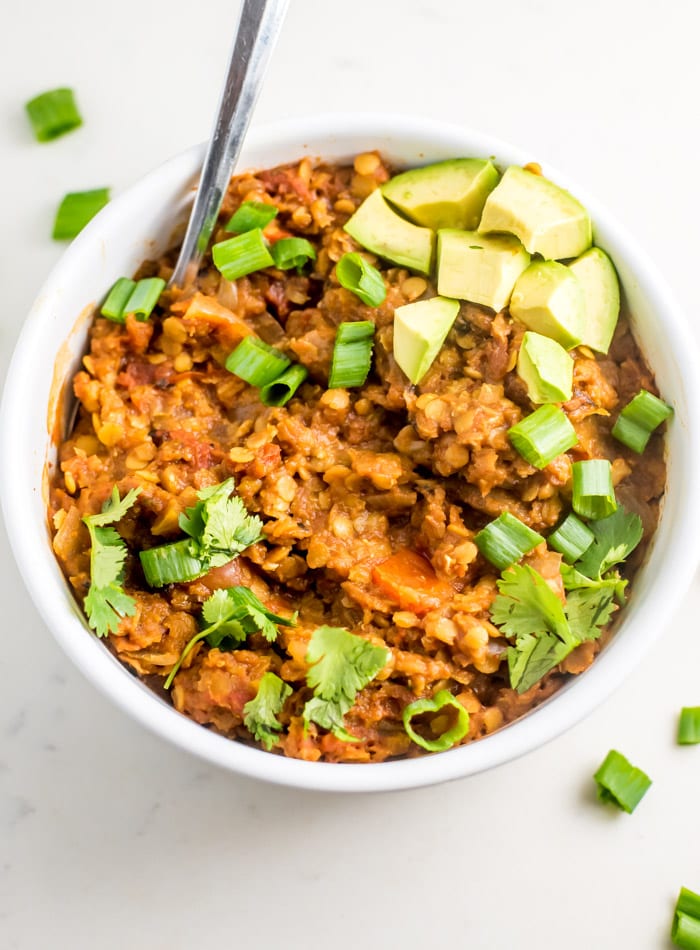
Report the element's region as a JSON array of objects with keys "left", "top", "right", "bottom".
[
  {"left": 52, "top": 188, "right": 110, "bottom": 240},
  {"left": 678, "top": 707, "right": 700, "bottom": 745},
  {"left": 259, "top": 364, "right": 308, "bottom": 407},
  {"left": 224, "top": 201, "right": 278, "bottom": 233},
  {"left": 612, "top": 389, "right": 673, "bottom": 453},
  {"left": 100, "top": 278, "right": 136, "bottom": 323},
  {"left": 572, "top": 459, "right": 617, "bottom": 520},
  {"left": 593, "top": 749, "right": 651, "bottom": 813},
  {"left": 225, "top": 336, "right": 291, "bottom": 386},
  {"left": 548, "top": 512, "right": 595, "bottom": 564},
  {"left": 673, "top": 912, "right": 700, "bottom": 950},
  {"left": 402, "top": 690, "right": 470, "bottom": 752},
  {"left": 25, "top": 87, "right": 82, "bottom": 141},
  {"left": 474, "top": 512, "right": 544, "bottom": 571},
  {"left": 212, "top": 229, "right": 273, "bottom": 281},
  {"left": 328, "top": 320, "right": 375, "bottom": 389},
  {"left": 140, "top": 539, "right": 204, "bottom": 587},
  {"left": 270, "top": 237, "right": 316, "bottom": 271},
  {"left": 677, "top": 888, "right": 700, "bottom": 921},
  {"left": 123, "top": 277, "right": 166, "bottom": 322},
  {"left": 336, "top": 252, "right": 387, "bottom": 307},
  {"left": 508, "top": 405, "right": 578, "bottom": 469}
]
